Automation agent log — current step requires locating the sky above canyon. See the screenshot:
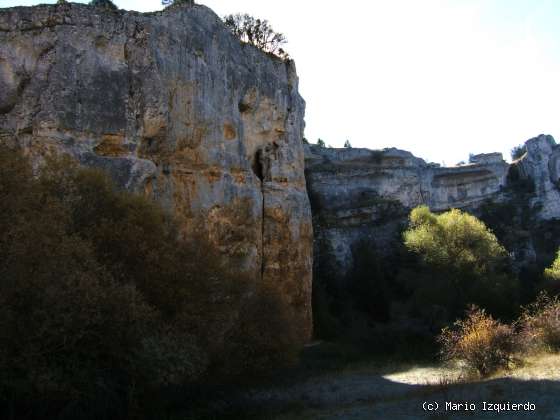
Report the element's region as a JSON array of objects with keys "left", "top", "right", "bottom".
[{"left": 2, "top": 0, "right": 559, "bottom": 165}]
